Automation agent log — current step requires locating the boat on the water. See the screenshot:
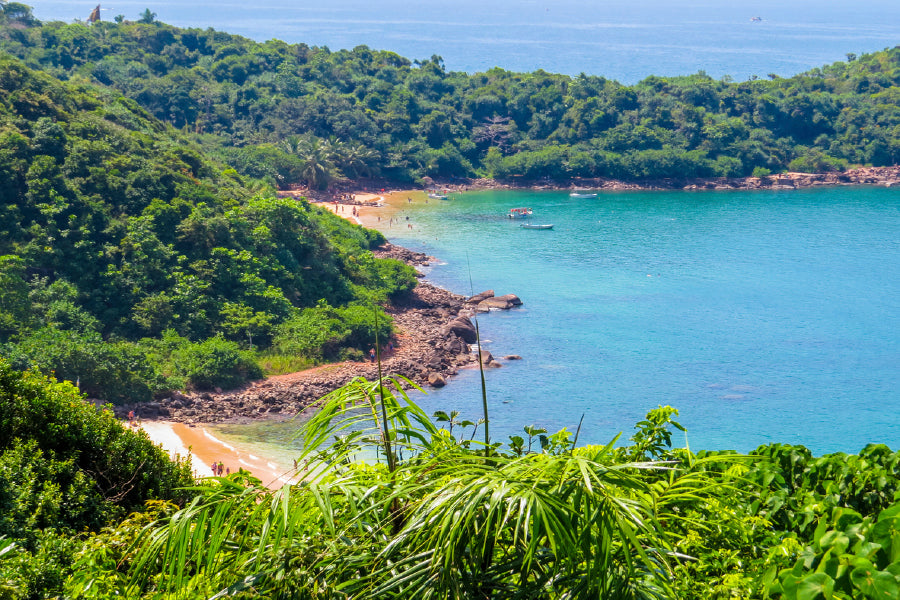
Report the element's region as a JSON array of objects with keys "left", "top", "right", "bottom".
[
  {"left": 507, "top": 207, "right": 533, "bottom": 218},
  {"left": 520, "top": 223, "right": 553, "bottom": 230},
  {"left": 428, "top": 193, "right": 449, "bottom": 200},
  {"left": 569, "top": 192, "right": 597, "bottom": 199}
]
